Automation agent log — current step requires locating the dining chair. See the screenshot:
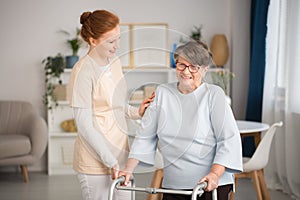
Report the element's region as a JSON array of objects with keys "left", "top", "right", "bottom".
[{"left": 232, "top": 121, "right": 283, "bottom": 200}]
